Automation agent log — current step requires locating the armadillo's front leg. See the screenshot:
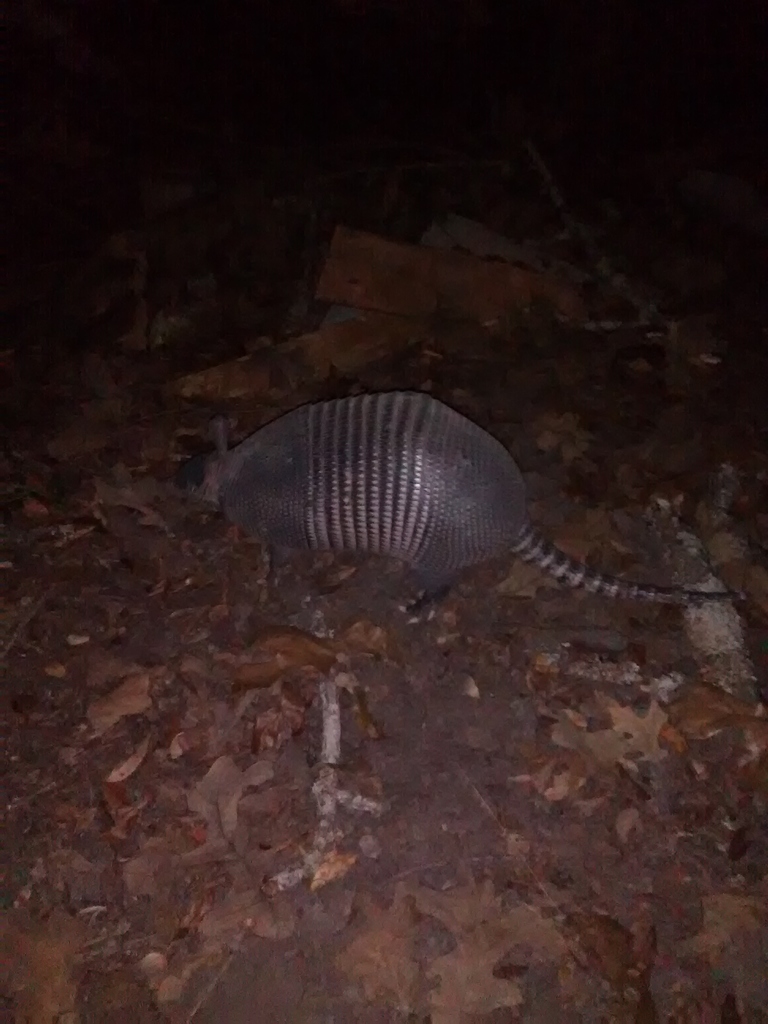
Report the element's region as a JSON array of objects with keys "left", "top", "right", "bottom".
[
  {"left": 406, "top": 586, "right": 451, "bottom": 614},
  {"left": 406, "top": 570, "right": 455, "bottom": 613},
  {"left": 267, "top": 543, "right": 294, "bottom": 577}
]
